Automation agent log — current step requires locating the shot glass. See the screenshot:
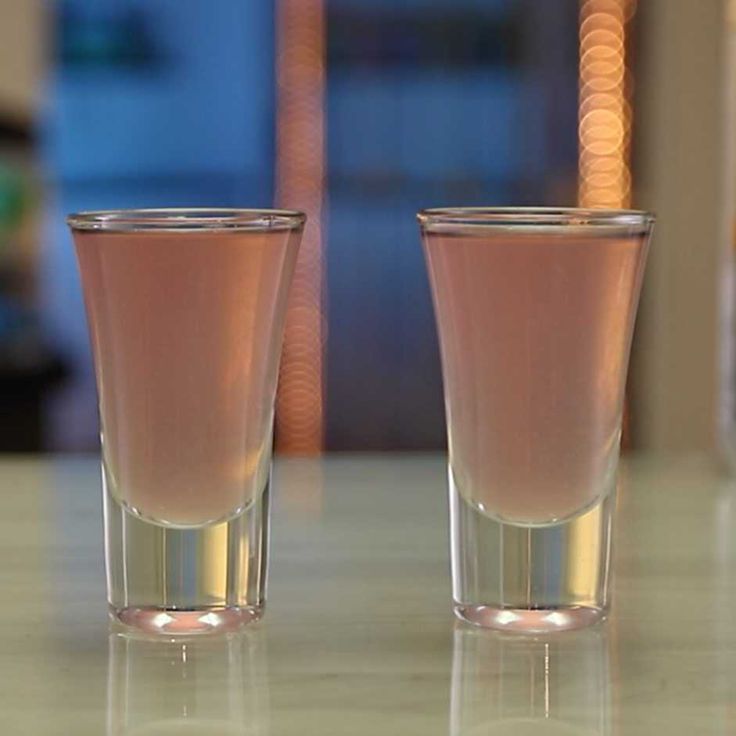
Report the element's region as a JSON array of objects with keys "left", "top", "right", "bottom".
[
  {"left": 419, "top": 208, "right": 653, "bottom": 632},
  {"left": 68, "top": 209, "right": 304, "bottom": 634}
]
